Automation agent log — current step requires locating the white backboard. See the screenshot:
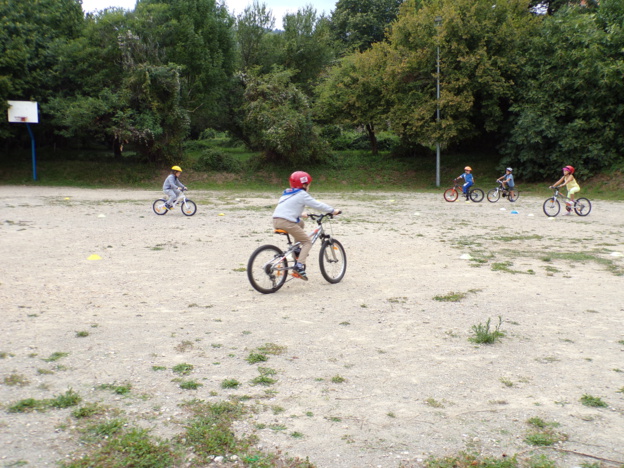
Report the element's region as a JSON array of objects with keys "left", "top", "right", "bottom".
[{"left": 7, "top": 100, "right": 39, "bottom": 123}]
